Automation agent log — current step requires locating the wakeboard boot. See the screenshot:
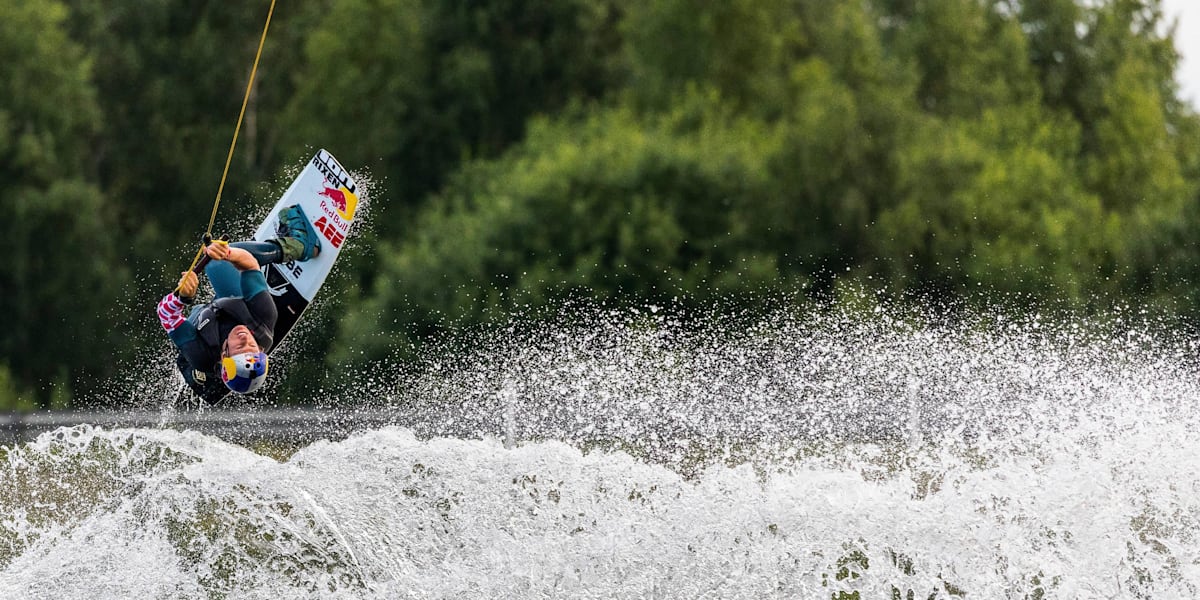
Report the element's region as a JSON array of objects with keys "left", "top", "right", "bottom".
[{"left": 273, "top": 204, "right": 322, "bottom": 262}]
